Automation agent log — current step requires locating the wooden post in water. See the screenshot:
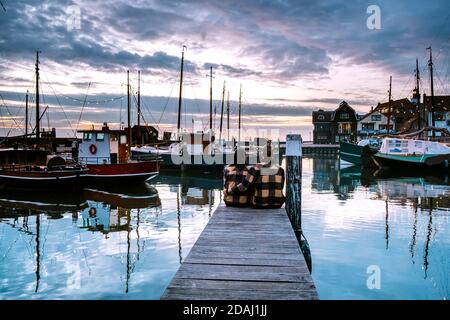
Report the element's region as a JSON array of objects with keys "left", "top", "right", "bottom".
[{"left": 285, "top": 134, "right": 302, "bottom": 237}]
